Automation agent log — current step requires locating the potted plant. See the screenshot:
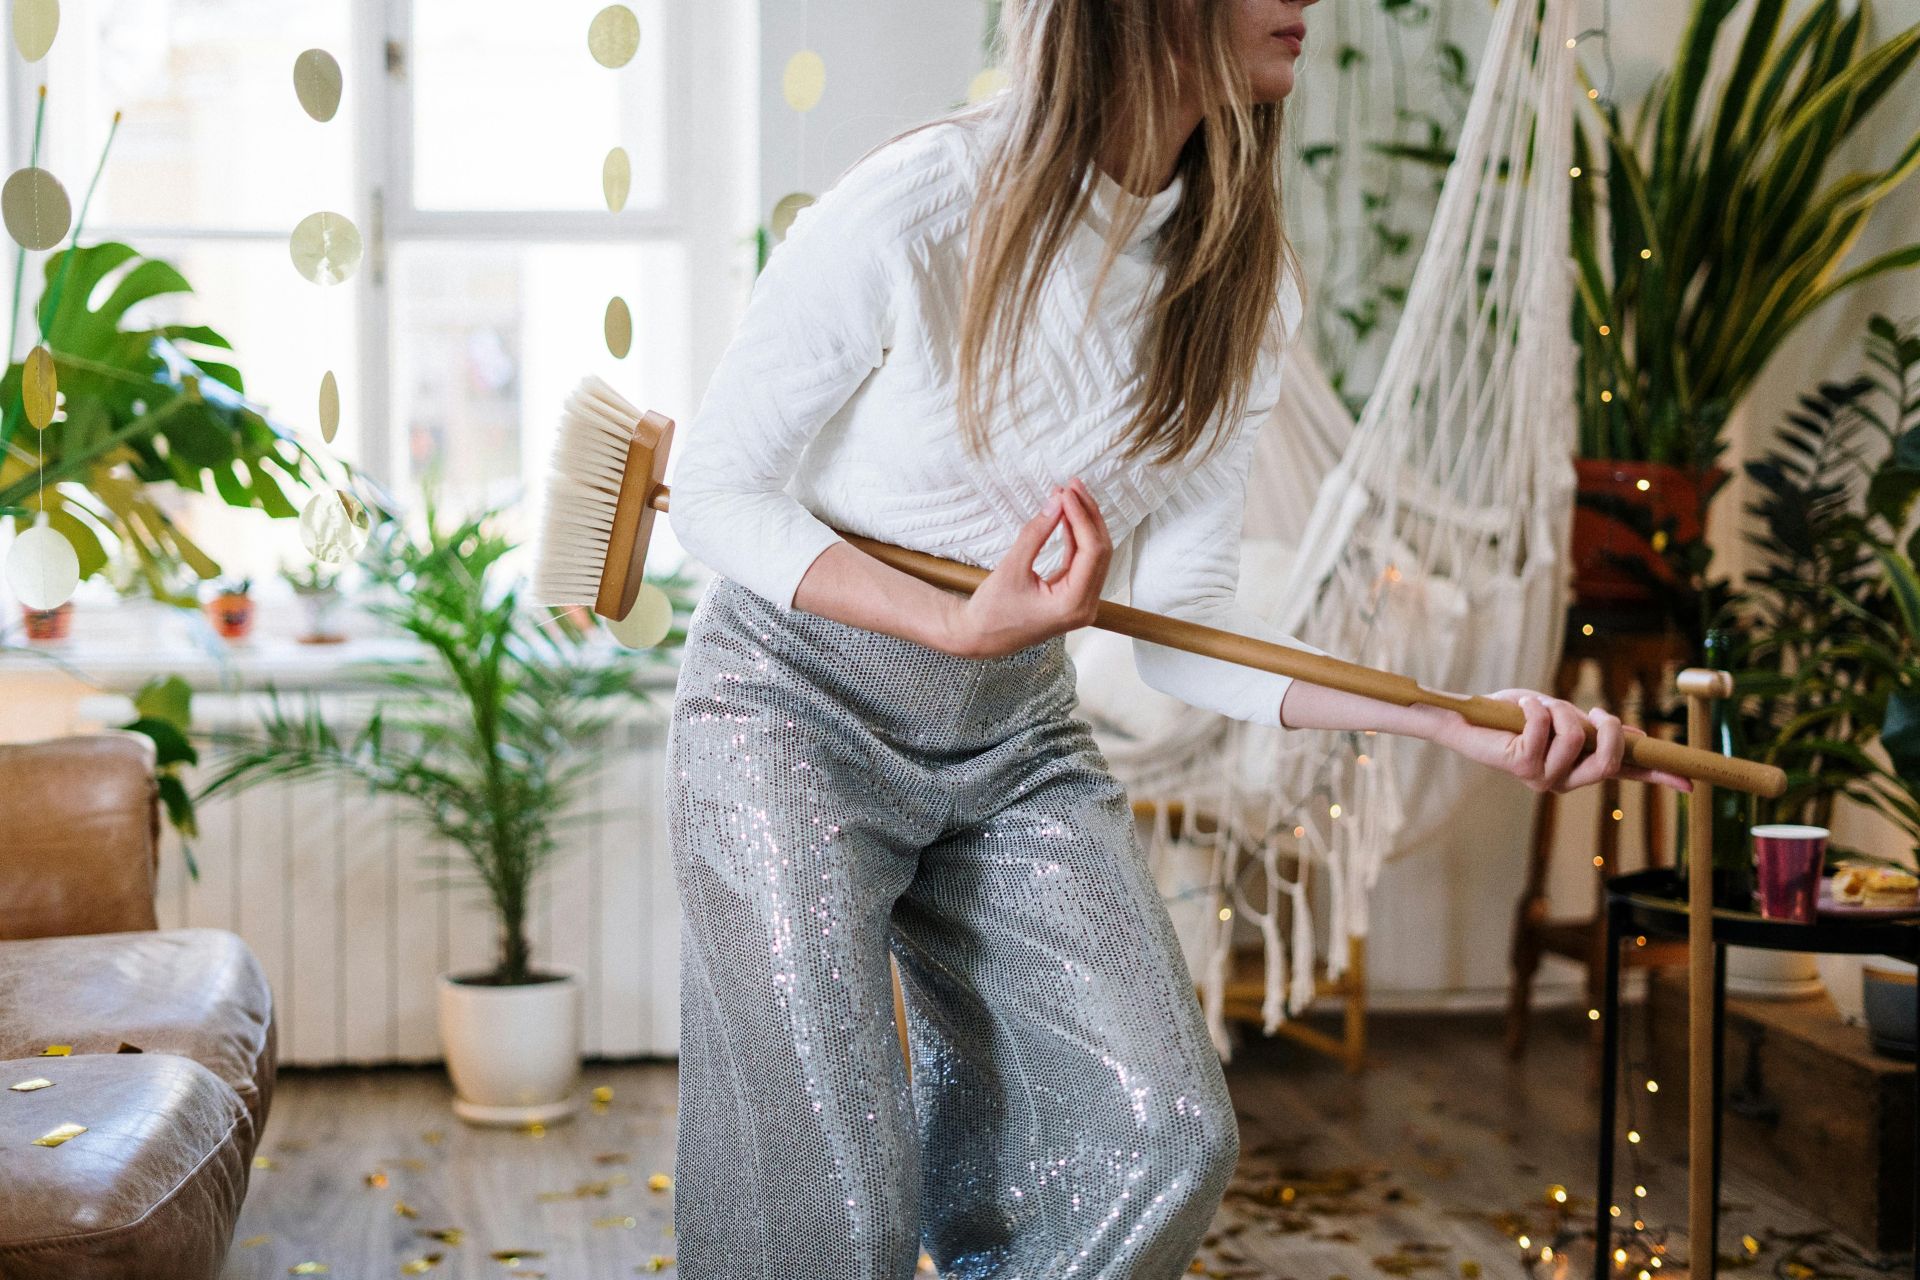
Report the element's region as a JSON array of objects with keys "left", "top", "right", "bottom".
[
  {"left": 1568, "top": 0, "right": 1920, "bottom": 631},
  {"left": 205, "top": 577, "right": 254, "bottom": 641},
  {"left": 18, "top": 599, "right": 72, "bottom": 643},
  {"left": 1726, "top": 313, "right": 1920, "bottom": 1007},
  {"left": 281, "top": 560, "right": 345, "bottom": 644},
  {"left": 201, "top": 501, "right": 655, "bottom": 1124}
]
